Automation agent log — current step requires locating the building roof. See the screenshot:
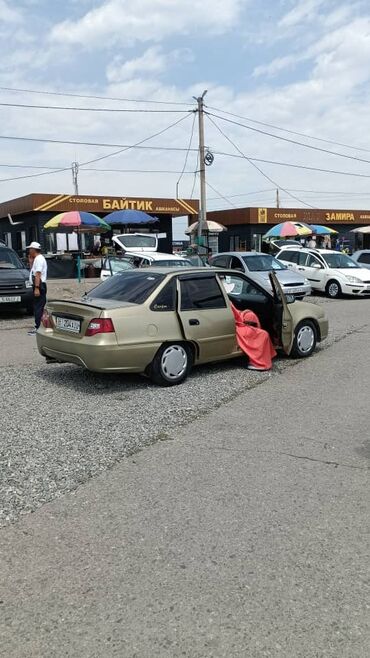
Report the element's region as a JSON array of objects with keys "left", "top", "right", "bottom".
[
  {"left": 207, "top": 206, "right": 370, "bottom": 226},
  {"left": 0, "top": 193, "right": 199, "bottom": 219}
]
